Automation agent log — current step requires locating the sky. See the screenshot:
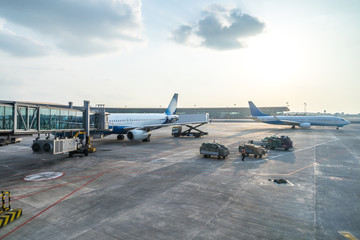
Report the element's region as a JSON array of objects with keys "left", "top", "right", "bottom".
[{"left": 0, "top": 0, "right": 359, "bottom": 113}]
